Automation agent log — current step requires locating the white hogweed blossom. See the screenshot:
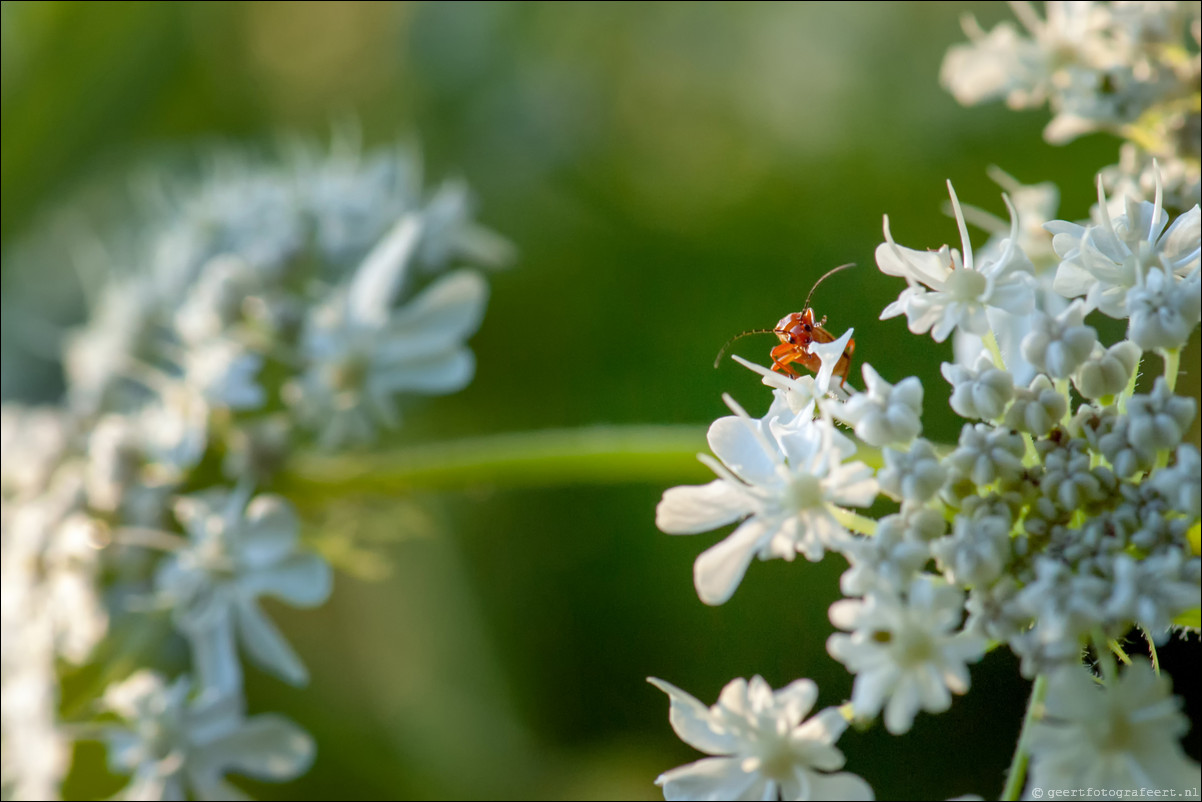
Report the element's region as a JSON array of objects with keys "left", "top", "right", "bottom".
[
  {"left": 1048, "top": 179, "right": 1200, "bottom": 318},
  {"left": 1126, "top": 266, "right": 1202, "bottom": 352},
  {"left": 289, "top": 216, "right": 490, "bottom": 448},
  {"left": 1027, "top": 660, "right": 1202, "bottom": 795},
  {"left": 155, "top": 486, "right": 332, "bottom": 693},
  {"left": 876, "top": 181, "right": 1034, "bottom": 342},
  {"left": 827, "top": 578, "right": 987, "bottom": 735},
  {"left": 648, "top": 676, "right": 873, "bottom": 802},
  {"left": 1071, "top": 340, "right": 1141, "bottom": 399},
  {"left": 835, "top": 364, "right": 922, "bottom": 447},
  {"left": 1019, "top": 300, "right": 1097, "bottom": 379},
  {"left": 941, "top": 353, "right": 1014, "bottom": 421},
  {"left": 656, "top": 395, "right": 877, "bottom": 605},
  {"left": 101, "top": 671, "right": 315, "bottom": 801}
]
